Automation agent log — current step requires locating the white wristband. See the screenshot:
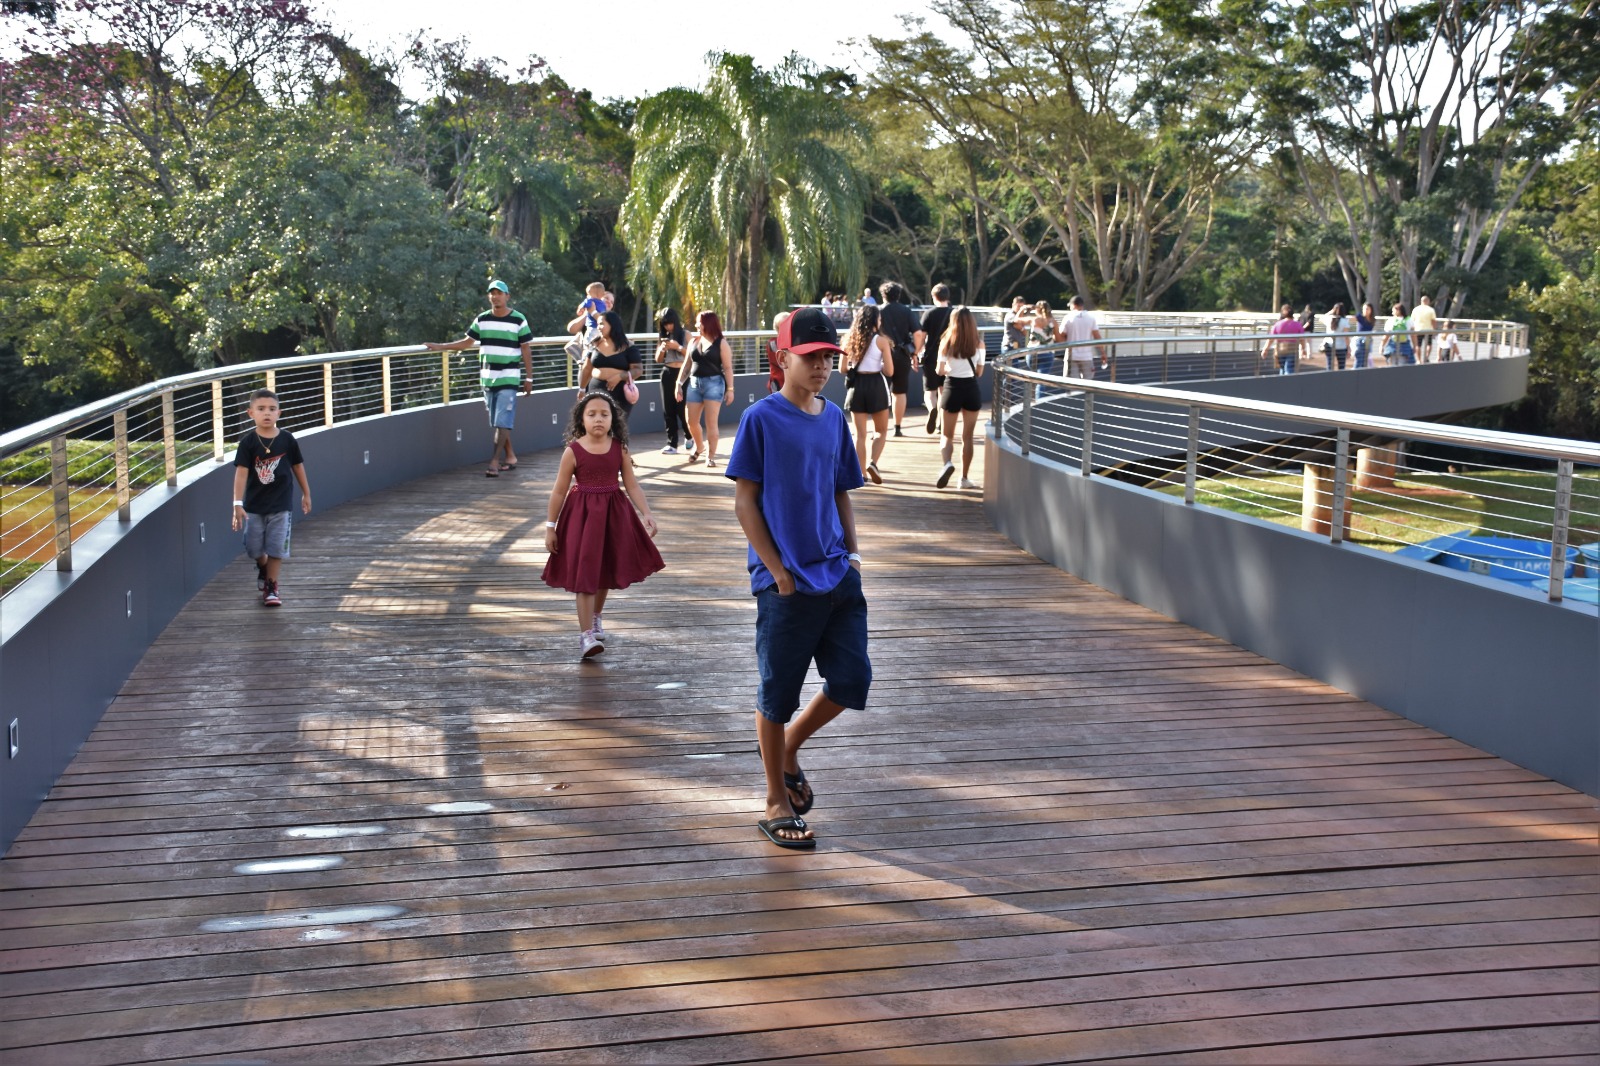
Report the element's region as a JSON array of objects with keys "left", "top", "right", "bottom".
[
  {"left": 847, "top": 552, "right": 862, "bottom": 564},
  {"left": 545, "top": 521, "right": 558, "bottom": 529},
  {"left": 232, "top": 500, "right": 244, "bottom": 507}
]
